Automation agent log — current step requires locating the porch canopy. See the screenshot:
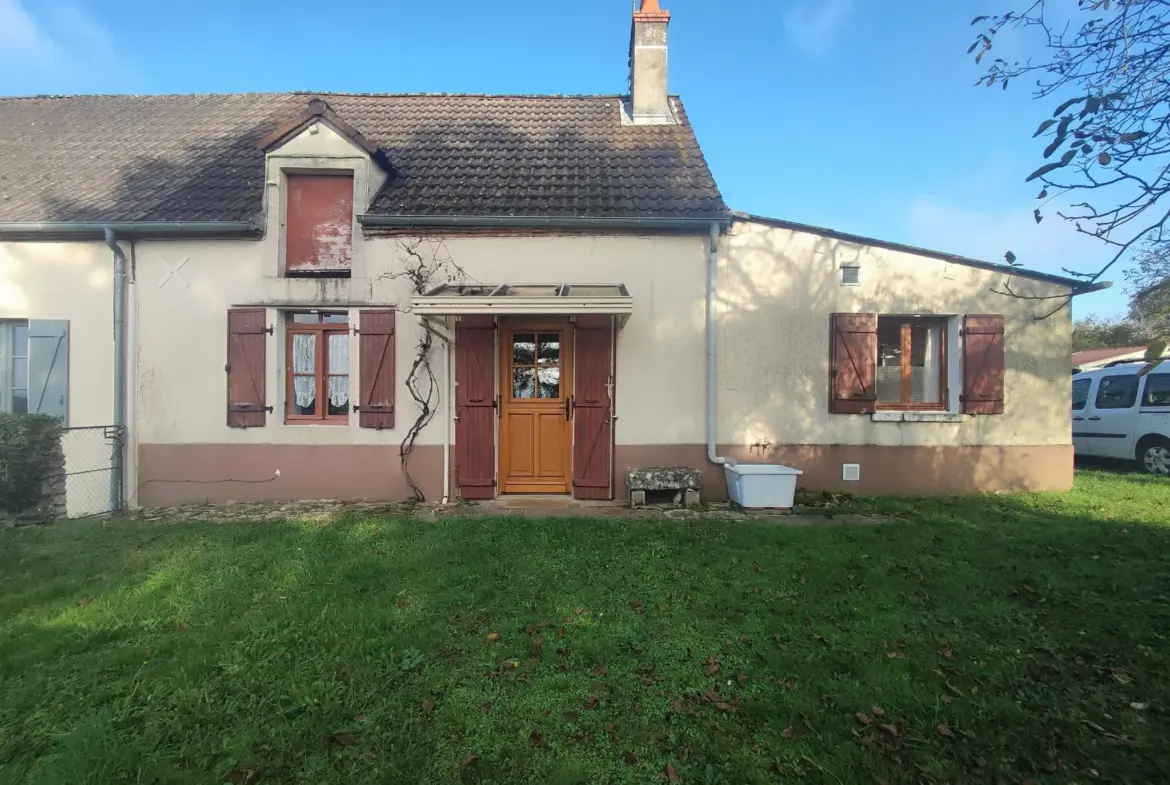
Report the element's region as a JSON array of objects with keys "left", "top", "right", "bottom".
[{"left": 412, "top": 283, "right": 633, "bottom": 327}]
